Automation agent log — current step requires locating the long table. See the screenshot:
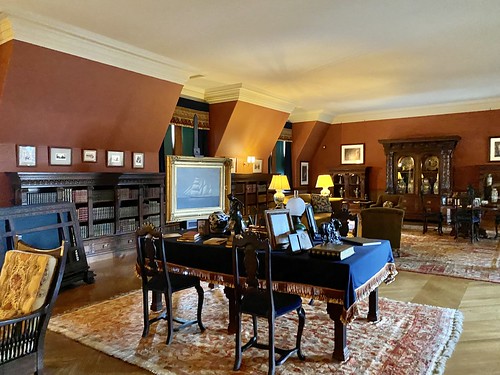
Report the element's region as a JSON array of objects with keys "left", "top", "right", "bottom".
[{"left": 163, "top": 237, "right": 397, "bottom": 361}]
